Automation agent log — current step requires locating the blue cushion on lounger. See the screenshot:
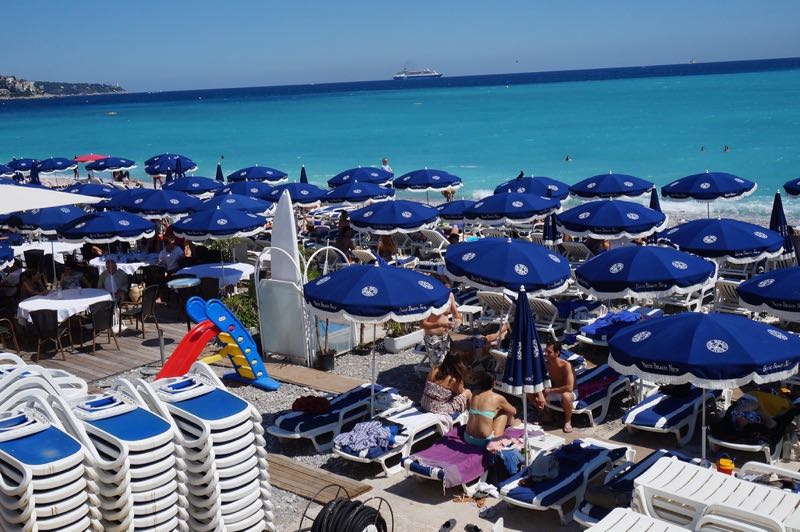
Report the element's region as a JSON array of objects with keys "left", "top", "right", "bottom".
[
  {"left": 275, "top": 385, "right": 388, "bottom": 433},
  {"left": 402, "top": 457, "right": 445, "bottom": 481},
  {"left": 624, "top": 388, "right": 718, "bottom": 430}
]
